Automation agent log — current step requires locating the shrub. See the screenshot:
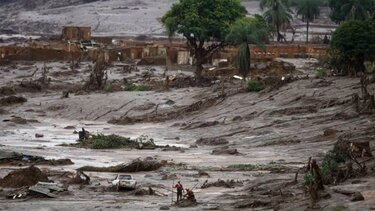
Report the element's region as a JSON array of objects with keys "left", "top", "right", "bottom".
[
  {"left": 321, "top": 145, "right": 347, "bottom": 183},
  {"left": 124, "top": 83, "right": 149, "bottom": 91},
  {"left": 364, "top": 61, "right": 375, "bottom": 73},
  {"left": 315, "top": 68, "right": 326, "bottom": 78},
  {"left": 89, "top": 134, "right": 135, "bottom": 149},
  {"left": 247, "top": 80, "right": 265, "bottom": 92},
  {"left": 303, "top": 171, "right": 315, "bottom": 187}
]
